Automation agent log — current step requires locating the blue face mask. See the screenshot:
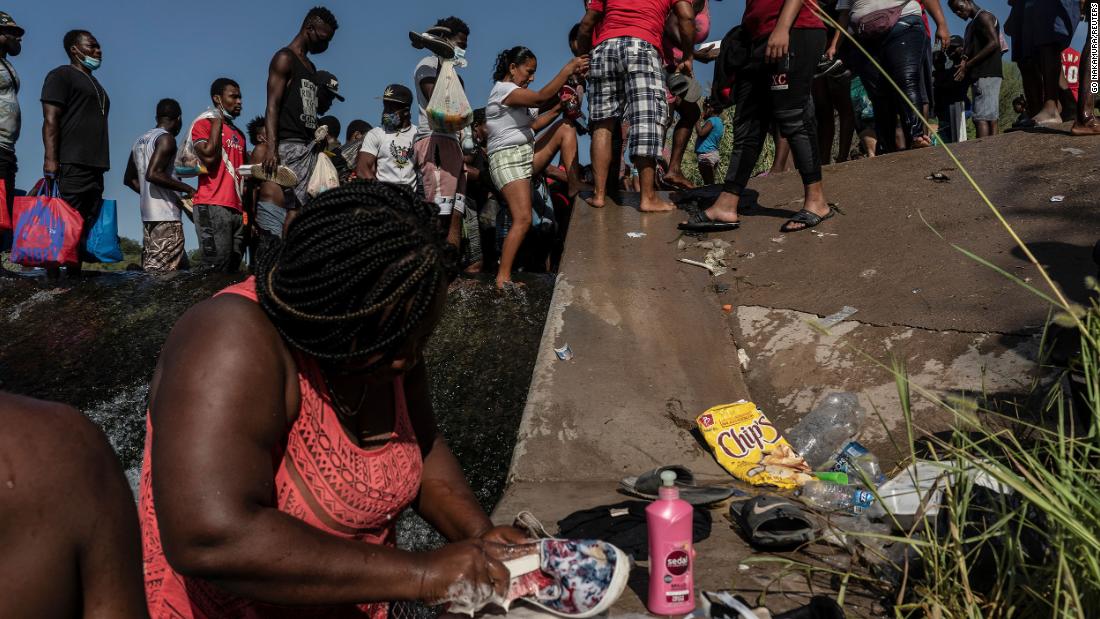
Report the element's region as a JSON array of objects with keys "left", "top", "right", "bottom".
[
  {"left": 79, "top": 53, "right": 101, "bottom": 71},
  {"left": 381, "top": 111, "right": 403, "bottom": 131}
]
